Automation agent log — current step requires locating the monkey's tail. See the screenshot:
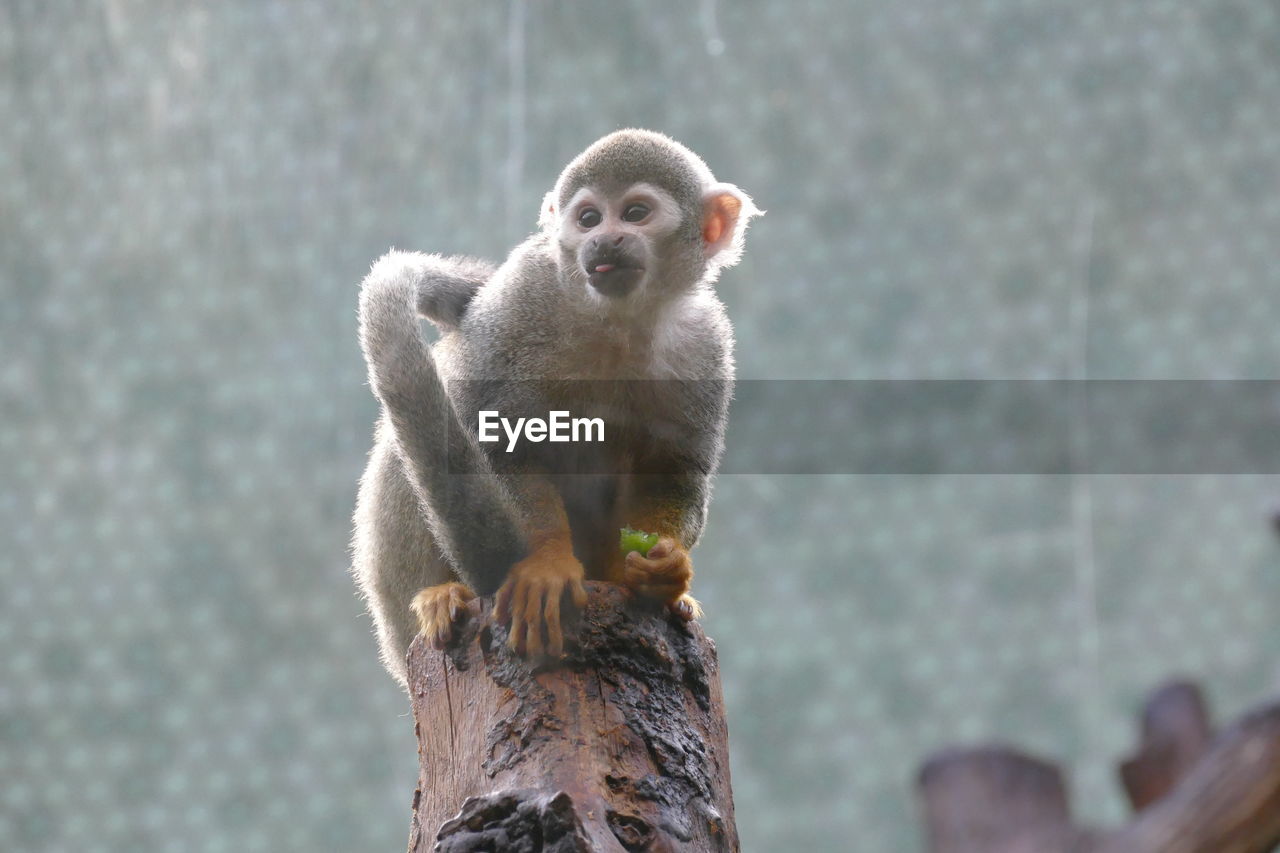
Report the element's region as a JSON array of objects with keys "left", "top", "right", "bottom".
[{"left": 358, "top": 251, "right": 526, "bottom": 595}]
